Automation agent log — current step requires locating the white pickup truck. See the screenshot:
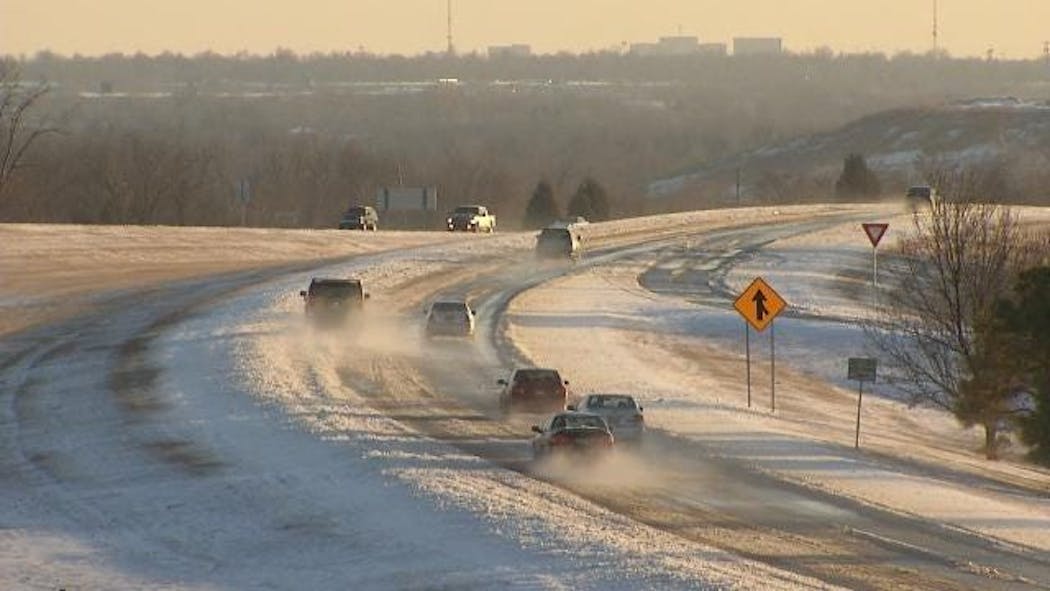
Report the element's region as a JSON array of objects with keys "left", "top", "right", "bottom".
[{"left": 446, "top": 205, "right": 496, "bottom": 233}]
